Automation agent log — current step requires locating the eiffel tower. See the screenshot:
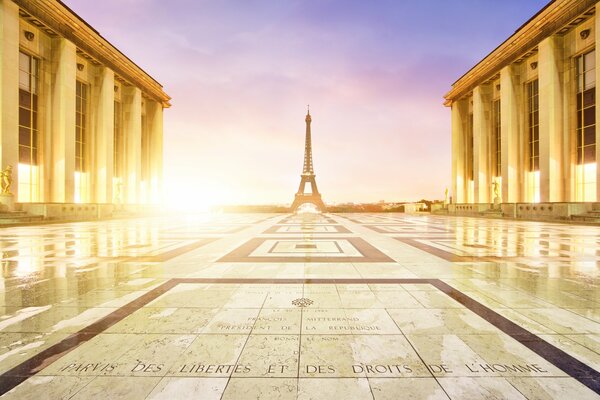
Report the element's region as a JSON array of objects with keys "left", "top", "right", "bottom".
[{"left": 291, "top": 107, "right": 326, "bottom": 212}]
